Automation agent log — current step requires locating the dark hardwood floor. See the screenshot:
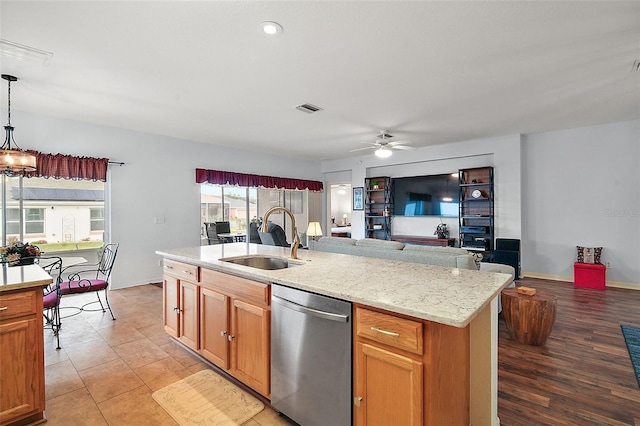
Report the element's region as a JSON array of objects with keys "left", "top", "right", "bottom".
[{"left": 498, "top": 277, "right": 640, "bottom": 425}]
